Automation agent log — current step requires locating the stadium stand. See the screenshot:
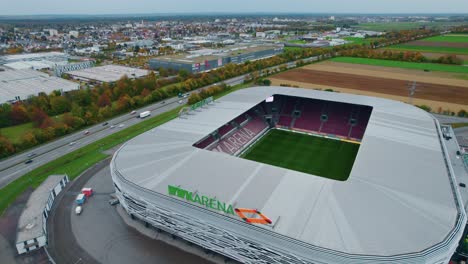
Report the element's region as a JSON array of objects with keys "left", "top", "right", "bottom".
[
  {"left": 217, "top": 123, "right": 236, "bottom": 138},
  {"left": 195, "top": 95, "right": 372, "bottom": 155},
  {"left": 194, "top": 135, "right": 216, "bottom": 149},
  {"left": 320, "top": 102, "right": 354, "bottom": 137}
]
